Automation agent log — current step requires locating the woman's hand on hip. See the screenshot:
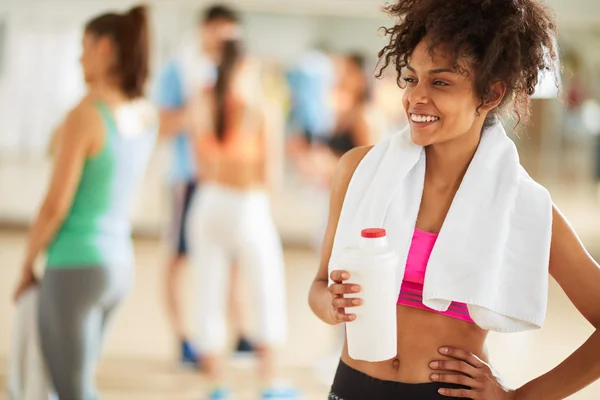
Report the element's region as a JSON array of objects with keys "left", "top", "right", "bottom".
[
  {"left": 431, "top": 346, "right": 518, "bottom": 399},
  {"left": 328, "top": 270, "right": 362, "bottom": 324}
]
